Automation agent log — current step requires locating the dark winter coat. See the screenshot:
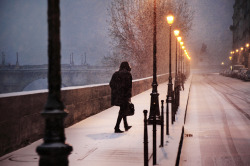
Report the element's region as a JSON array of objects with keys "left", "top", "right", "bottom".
[{"left": 109, "top": 69, "right": 132, "bottom": 106}]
